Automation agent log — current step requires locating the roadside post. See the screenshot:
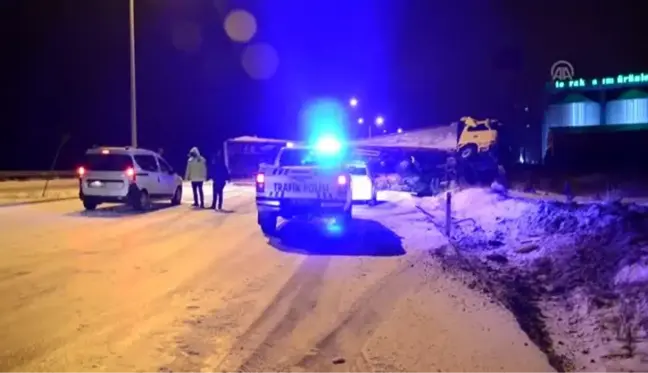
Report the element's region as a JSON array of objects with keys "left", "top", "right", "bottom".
[
  {"left": 42, "top": 134, "right": 71, "bottom": 197},
  {"left": 445, "top": 191, "right": 452, "bottom": 236}
]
